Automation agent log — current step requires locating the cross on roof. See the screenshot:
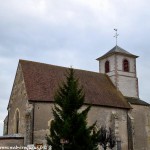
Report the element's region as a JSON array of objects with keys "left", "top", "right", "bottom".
[{"left": 114, "top": 29, "right": 119, "bottom": 45}]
